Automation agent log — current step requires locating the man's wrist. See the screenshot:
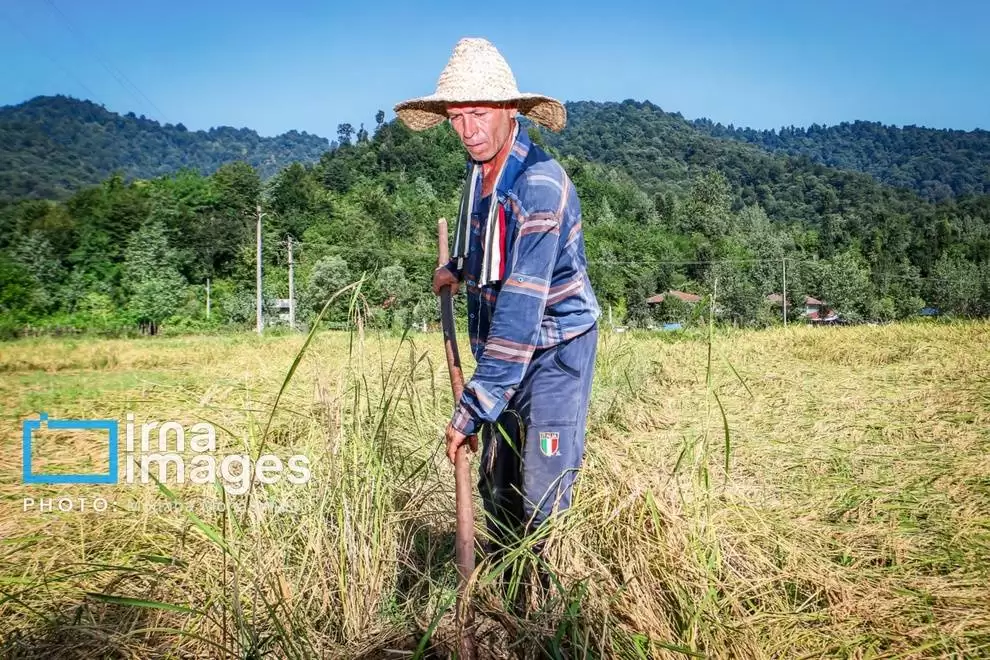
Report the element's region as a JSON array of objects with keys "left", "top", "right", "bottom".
[{"left": 451, "top": 403, "right": 477, "bottom": 437}]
